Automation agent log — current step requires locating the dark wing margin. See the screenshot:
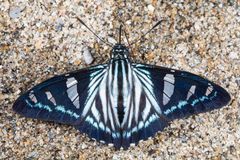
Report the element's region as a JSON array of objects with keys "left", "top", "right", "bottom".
[{"left": 13, "top": 64, "right": 107, "bottom": 125}]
